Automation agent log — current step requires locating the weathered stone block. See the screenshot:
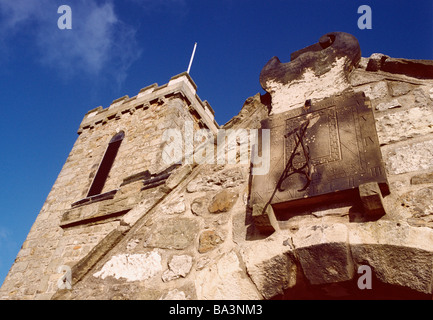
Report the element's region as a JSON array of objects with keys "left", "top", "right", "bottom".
[
  {"left": 411, "top": 172, "right": 433, "bottom": 185},
  {"left": 413, "top": 87, "right": 432, "bottom": 107},
  {"left": 381, "top": 58, "right": 433, "bottom": 80},
  {"left": 198, "top": 230, "right": 223, "bottom": 253},
  {"left": 208, "top": 189, "right": 239, "bottom": 213},
  {"left": 292, "top": 223, "right": 354, "bottom": 285},
  {"left": 145, "top": 218, "right": 198, "bottom": 250},
  {"left": 354, "top": 81, "right": 388, "bottom": 100},
  {"left": 187, "top": 167, "right": 245, "bottom": 193},
  {"left": 241, "top": 235, "right": 297, "bottom": 299},
  {"left": 190, "top": 196, "right": 208, "bottom": 216},
  {"left": 93, "top": 250, "right": 162, "bottom": 282},
  {"left": 195, "top": 250, "right": 261, "bottom": 299},
  {"left": 375, "top": 98, "right": 401, "bottom": 111},
  {"left": 401, "top": 186, "right": 433, "bottom": 217},
  {"left": 359, "top": 182, "right": 386, "bottom": 219},
  {"left": 121, "top": 188, "right": 167, "bottom": 226},
  {"left": 349, "top": 69, "right": 385, "bottom": 86},
  {"left": 162, "top": 255, "right": 193, "bottom": 282},
  {"left": 160, "top": 289, "right": 188, "bottom": 300},
  {"left": 366, "top": 53, "right": 388, "bottom": 72},
  {"left": 349, "top": 221, "right": 433, "bottom": 294},
  {"left": 160, "top": 195, "right": 186, "bottom": 215},
  {"left": 376, "top": 107, "right": 433, "bottom": 145},
  {"left": 251, "top": 204, "right": 277, "bottom": 234},
  {"left": 163, "top": 164, "right": 193, "bottom": 192},
  {"left": 385, "top": 140, "right": 433, "bottom": 175},
  {"left": 388, "top": 81, "right": 413, "bottom": 97}
]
